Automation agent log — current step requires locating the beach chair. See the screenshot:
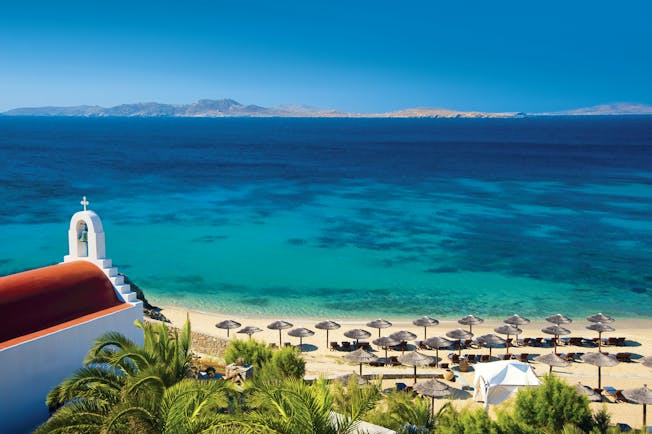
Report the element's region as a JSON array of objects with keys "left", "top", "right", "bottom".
[
  {"left": 531, "top": 337, "right": 543, "bottom": 346},
  {"left": 604, "top": 386, "right": 628, "bottom": 402},
  {"left": 449, "top": 354, "right": 460, "bottom": 364},
  {"left": 269, "top": 343, "right": 278, "bottom": 349},
  {"left": 560, "top": 337, "right": 570, "bottom": 346},
  {"left": 616, "top": 337, "right": 626, "bottom": 346},
  {"left": 440, "top": 362, "right": 450, "bottom": 369},
  {"left": 569, "top": 337, "right": 584, "bottom": 346},
  {"left": 561, "top": 352, "right": 576, "bottom": 362},
  {"left": 341, "top": 341, "right": 351, "bottom": 351},
  {"left": 518, "top": 337, "right": 531, "bottom": 346},
  {"left": 418, "top": 341, "right": 429, "bottom": 350},
  {"left": 466, "top": 354, "right": 477, "bottom": 364},
  {"left": 607, "top": 337, "right": 619, "bottom": 346},
  {"left": 616, "top": 423, "right": 632, "bottom": 432},
  {"left": 390, "top": 356, "right": 401, "bottom": 367},
  {"left": 284, "top": 342, "right": 291, "bottom": 348},
  {"left": 615, "top": 352, "right": 632, "bottom": 362},
  {"left": 330, "top": 341, "right": 339, "bottom": 351},
  {"left": 396, "top": 382, "right": 407, "bottom": 392},
  {"left": 518, "top": 353, "right": 529, "bottom": 363},
  {"left": 479, "top": 354, "right": 491, "bottom": 363},
  {"left": 502, "top": 354, "right": 513, "bottom": 361}
]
